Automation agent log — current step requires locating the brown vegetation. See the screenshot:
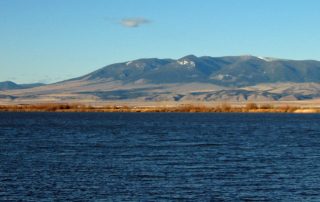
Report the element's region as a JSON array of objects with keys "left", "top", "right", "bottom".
[
  {"left": 245, "top": 103, "right": 258, "bottom": 110},
  {"left": 0, "top": 103, "right": 319, "bottom": 113}
]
